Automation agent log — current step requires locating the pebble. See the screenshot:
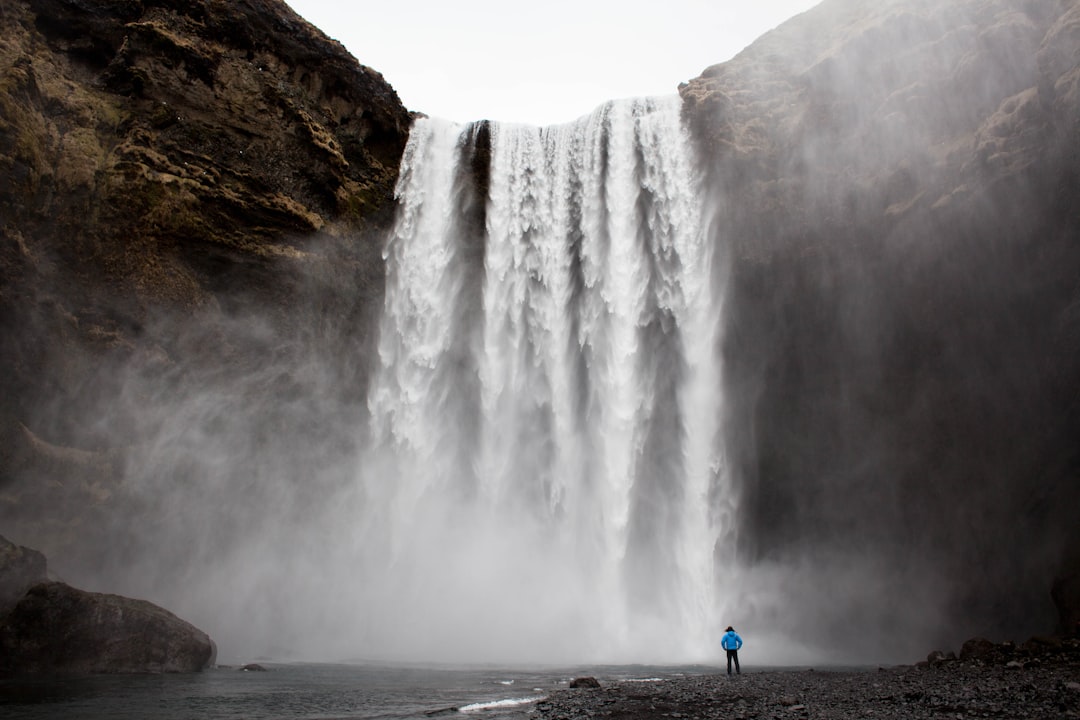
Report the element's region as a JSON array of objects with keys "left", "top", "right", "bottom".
[{"left": 534, "top": 655, "right": 1080, "bottom": 720}]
